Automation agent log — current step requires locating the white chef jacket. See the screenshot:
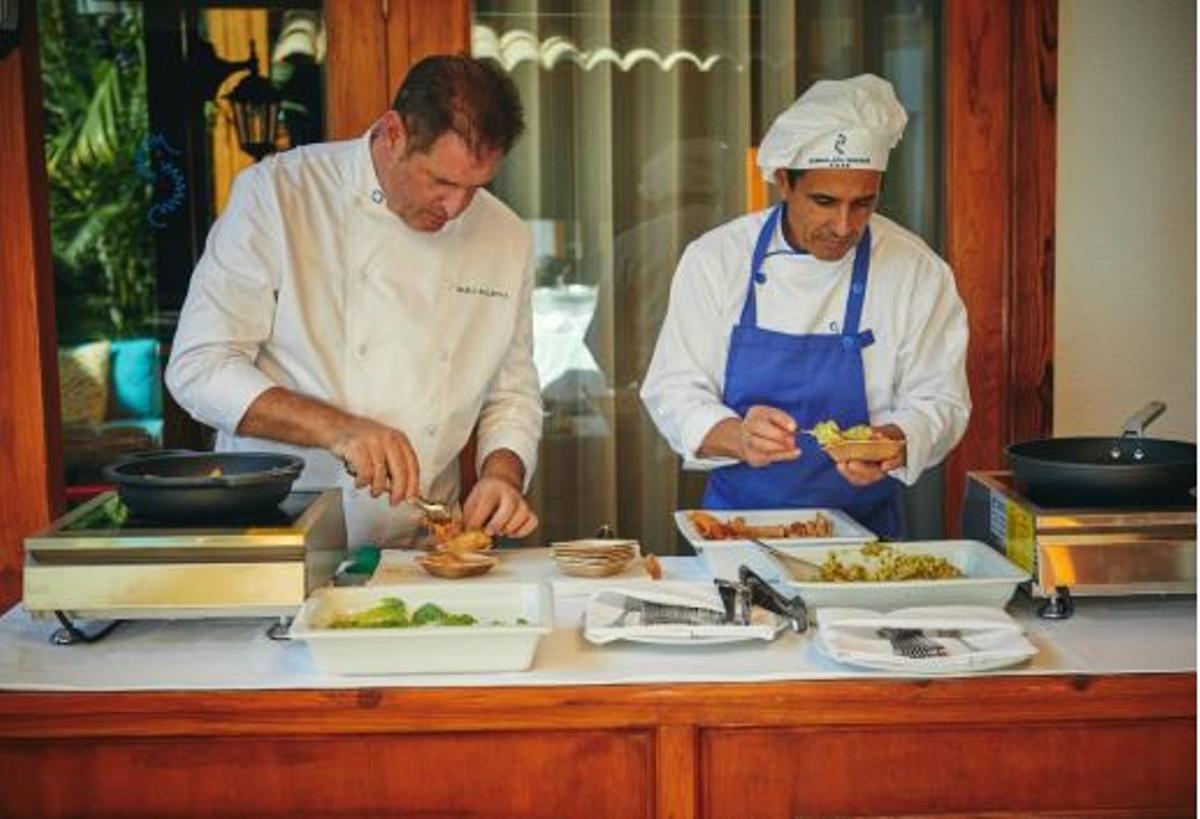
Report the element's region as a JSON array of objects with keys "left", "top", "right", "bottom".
[
  {"left": 640, "top": 209, "right": 970, "bottom": 485},
  {"left": 166, "top": 132, "right": 542, "bottom": 547}
]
